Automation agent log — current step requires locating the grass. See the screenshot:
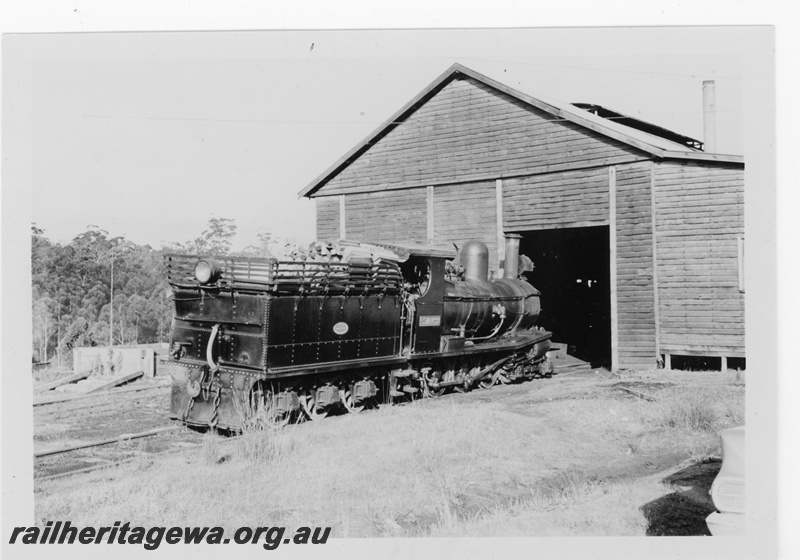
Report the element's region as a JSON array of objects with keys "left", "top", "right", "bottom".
[
  {"left": 636, "top": 384, "right": 744, "bottom": 434},
  {"left": 34, "top": 370, "right": 744, "bottom": 537},
  {"left": 428, "top": 472, "right": 664, "bottom": 537}
]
